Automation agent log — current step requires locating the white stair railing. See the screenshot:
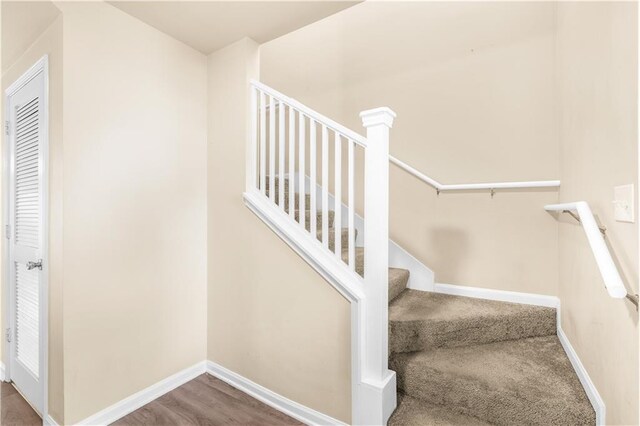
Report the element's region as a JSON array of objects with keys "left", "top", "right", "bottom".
[
  {"left": 246, "top": 80, "right": 397, "bottom": 423},
  {"left": 249, "top": 80, "right": 369, "bottom": 272}
]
